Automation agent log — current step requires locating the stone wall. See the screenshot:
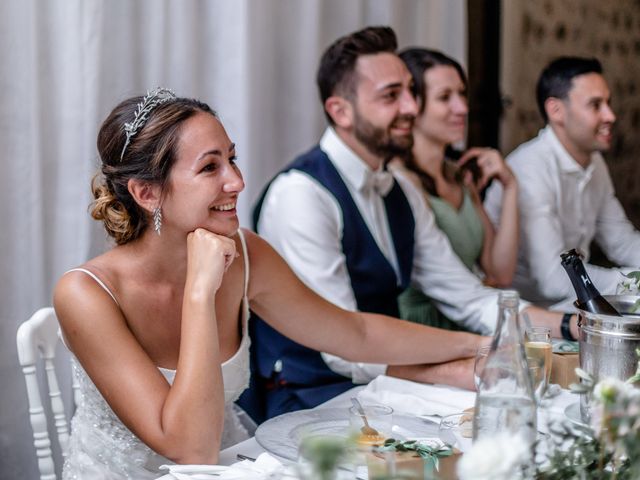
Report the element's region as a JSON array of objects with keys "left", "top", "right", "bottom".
[{"left": 501, "top": 0, "right": 640, "bottom": 227}]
